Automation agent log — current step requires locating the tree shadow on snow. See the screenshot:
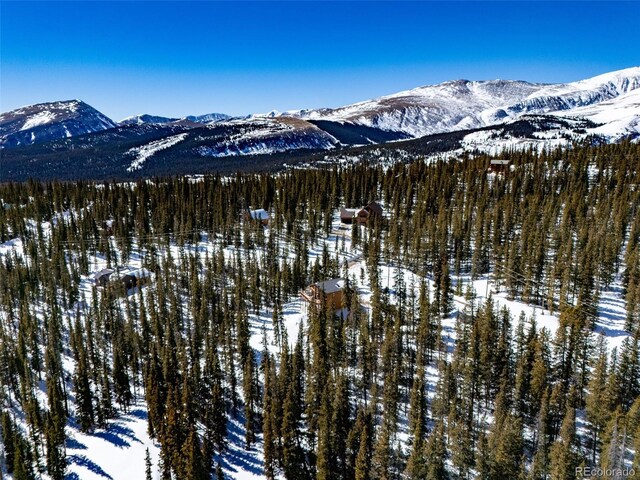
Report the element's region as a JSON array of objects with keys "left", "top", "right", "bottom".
[
  {"left": 127, "top": 408, "right": 148, "bottom": 420},
  {"left": 216, "top": 417, "right": 263, "bottom": 476},
  {"left": 92, "top": 422, "right": 142, "bottom": 448},
  {"left": 67, "top": 454, "right": 114, "bottom": 480},
  {"left": 65, "top": 437, "right": 87, "bottom": 450}
]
